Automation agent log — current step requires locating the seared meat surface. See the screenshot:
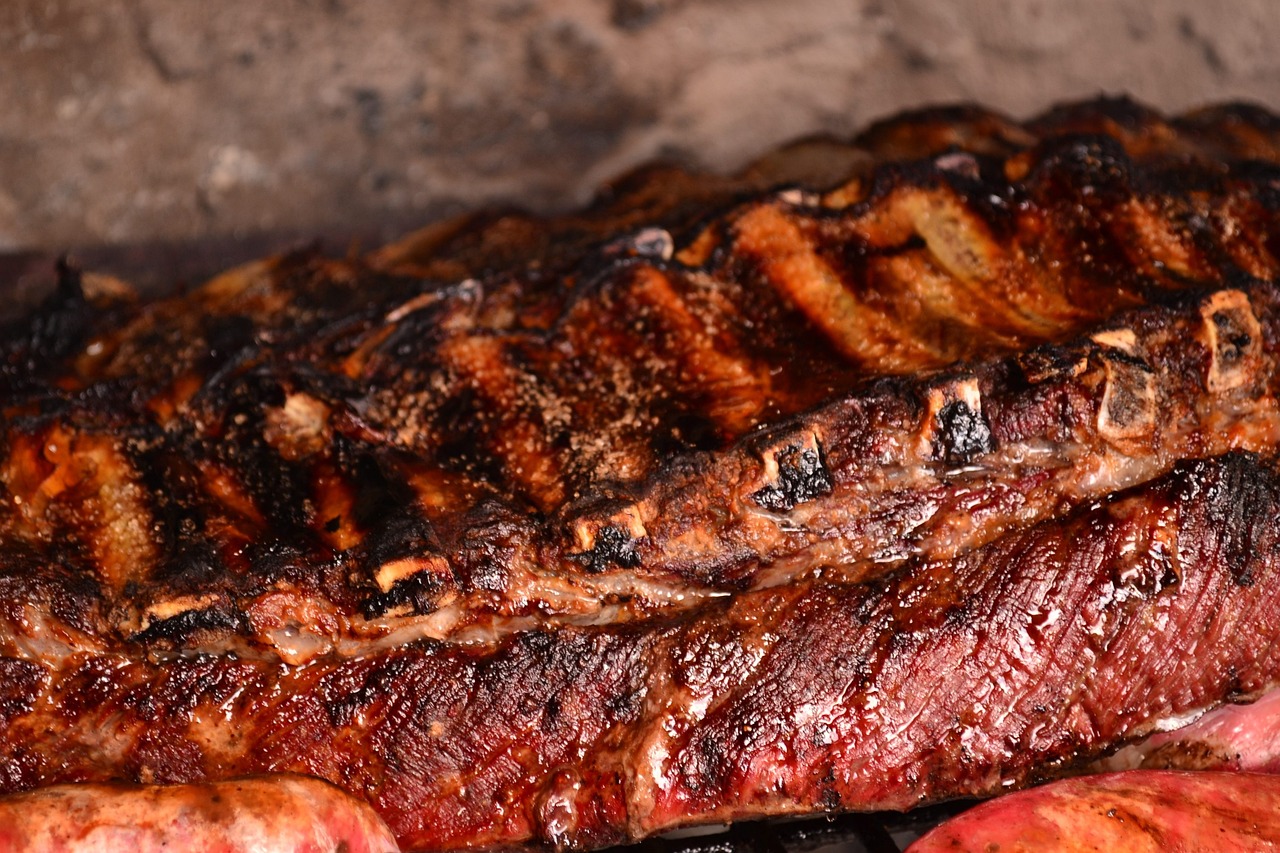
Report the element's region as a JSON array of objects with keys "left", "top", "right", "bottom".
[
  {"left": 3, "top": 453, "right": 1280, "bottom": 849},
  {"left": 906, "top": 770, "right": 1280, "bottom": 852},
  {"left": 2, "top": 97, "right": 1280, "bottom": 849}
]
